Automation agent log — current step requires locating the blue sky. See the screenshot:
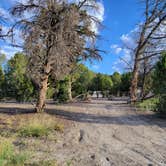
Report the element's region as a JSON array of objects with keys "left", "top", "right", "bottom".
[{"left": 0, "top": 0, "right": 143, "bottom": 75}]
